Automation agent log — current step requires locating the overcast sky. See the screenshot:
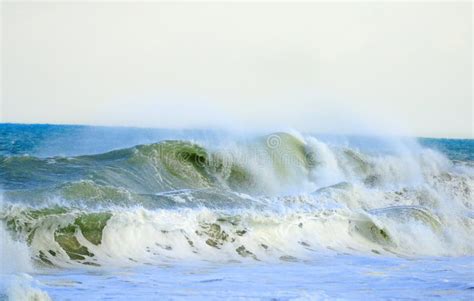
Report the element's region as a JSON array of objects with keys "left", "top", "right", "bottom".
[{"left": 1, "top": 1, "right": 472, "bottom": 138}]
